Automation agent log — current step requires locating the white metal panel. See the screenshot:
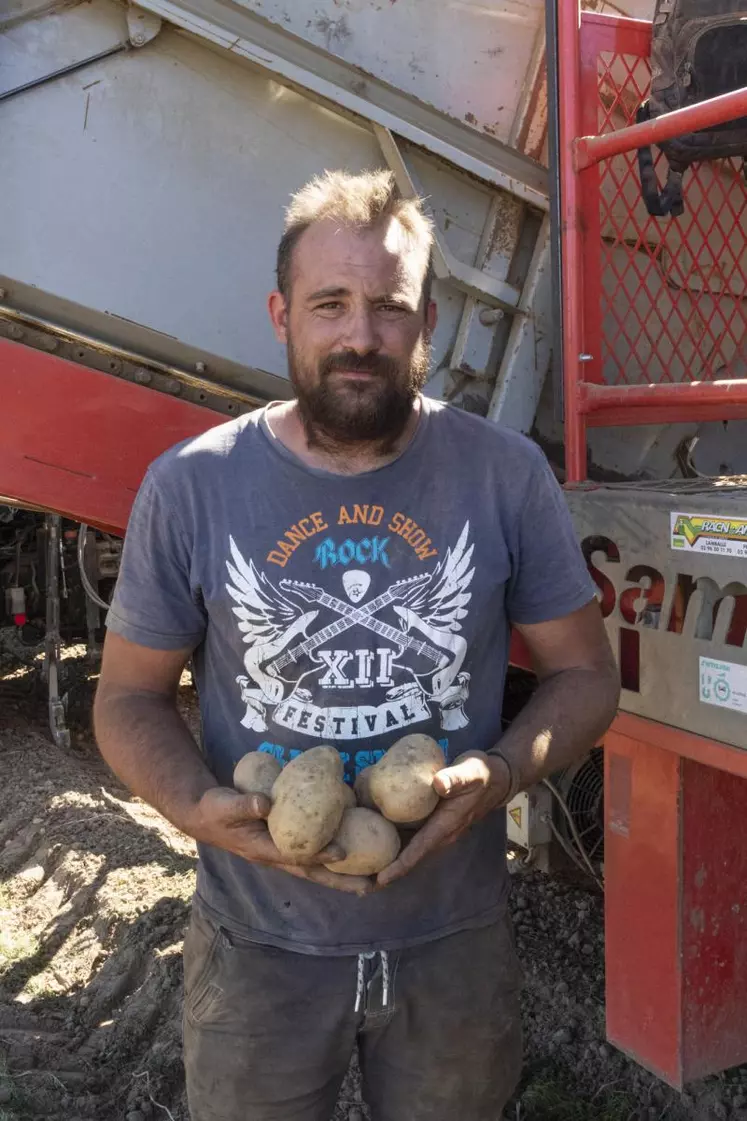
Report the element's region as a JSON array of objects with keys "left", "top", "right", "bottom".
[
  {"left": 1, "top": 0, "right": 660, "bottom": 454},
  {"left": 488, "top": 215, "right": 552, "bottom": 433},
  {"left": 608, "top": 0, "right": 655, "bottom": 19},
  {"left": 215, "top": 0, "right": 658, "bottom": 150},
  {"left": 231, "top": 0, "right": 545, "bottom": 146},
  {"left": 0, "top": 0, "right": 126, "bottom": 96},
  {"left": 133, "top": 0, "right": 548, "bottom": 208},
  {"left": 2, "top": 0, "right": 74, "bottom": 28},
  {"left": 0, "top": 14, "right": 469, "bottom": 382},
  {"left": 406, "top": 150, "right": 491, "bottom": 270}
]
